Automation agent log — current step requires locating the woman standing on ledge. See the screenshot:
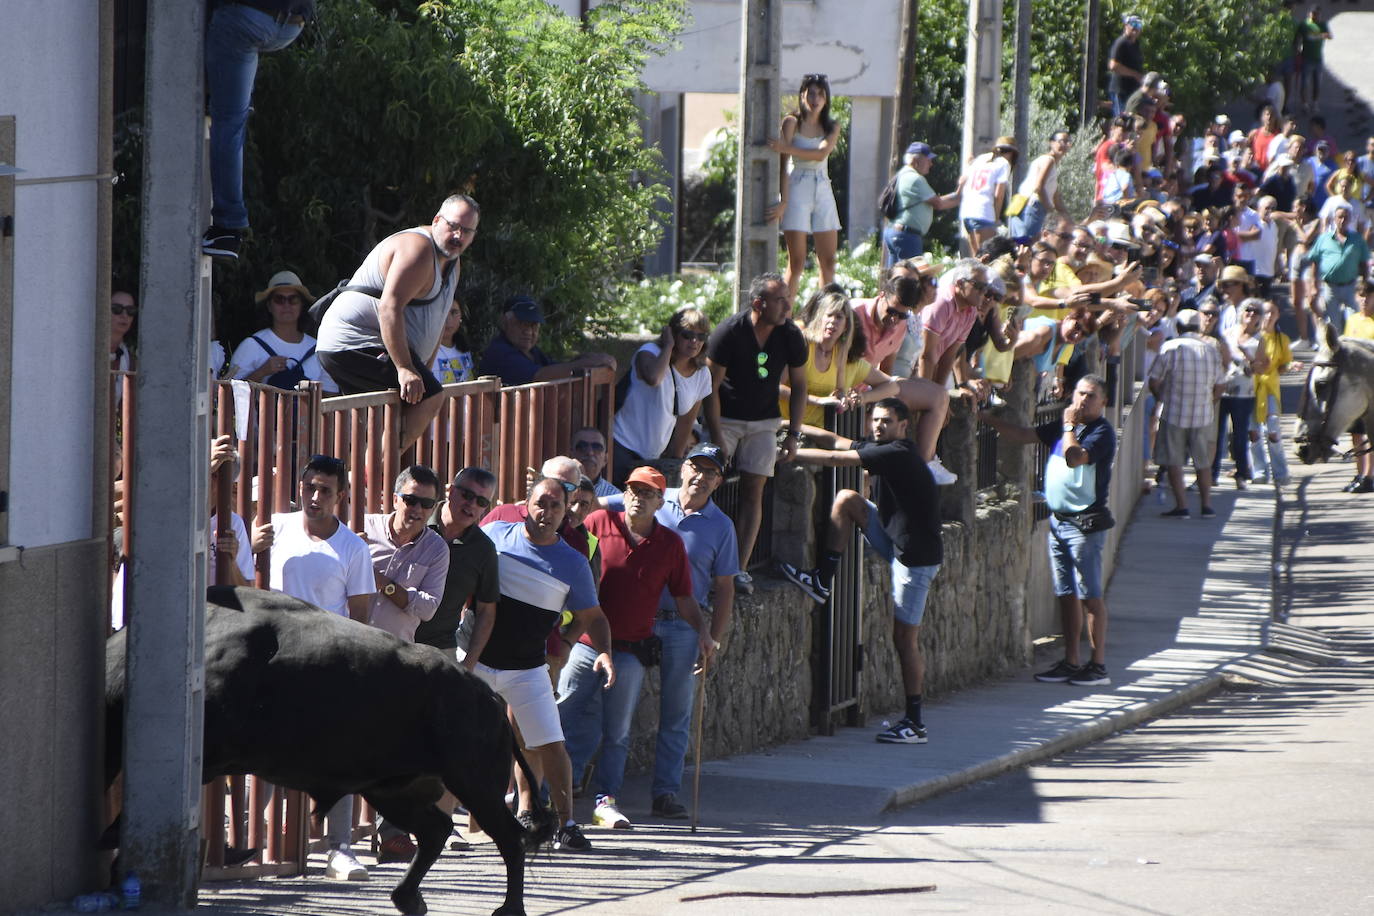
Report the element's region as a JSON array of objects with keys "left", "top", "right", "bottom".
[{"left": 768, "top": 73, "right": 843, "bottom": 299}]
